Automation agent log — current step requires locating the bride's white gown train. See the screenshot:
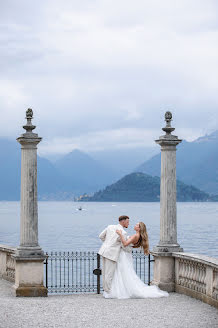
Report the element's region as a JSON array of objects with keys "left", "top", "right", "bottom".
[{"left": 103, "top": 248, "right": 169, "bottom": 299}]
